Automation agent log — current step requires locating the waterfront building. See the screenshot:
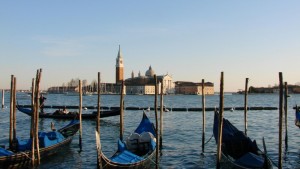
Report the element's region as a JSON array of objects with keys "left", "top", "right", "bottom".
[
  {"left": 248, "top": 85, "right": 300, "bottom": 94},
  {"left": 48, "top": 86, "right": 78, "bottom": 94},
  {"left": 125, "top": 66, "right": 174, "bottom": 95},
  {"left": 174, "top": 81, "right": 214, "bottom": 95}
]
